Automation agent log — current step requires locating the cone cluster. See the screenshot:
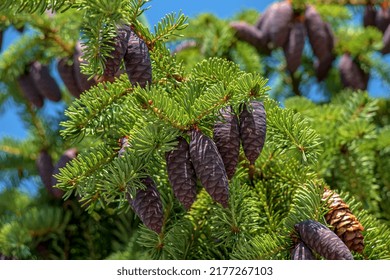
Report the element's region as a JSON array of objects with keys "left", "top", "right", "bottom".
[
  {"left": 230, "top": 1, "right": 335, "bottom": 79},
  {"left": 322, "top": 188, "right": 364, "bottom": 253},
  {"left": 101, "top": 25, "right": 152, "bottom": 88},
  {"left": 17, "top": 61, "right": 62, "bottom": 108},
  {"left": 294, "top": 219, "right": 354, "bottom": 260},
  {"left": 364, "top": 3, "right": 390, "bottom": 54}
]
